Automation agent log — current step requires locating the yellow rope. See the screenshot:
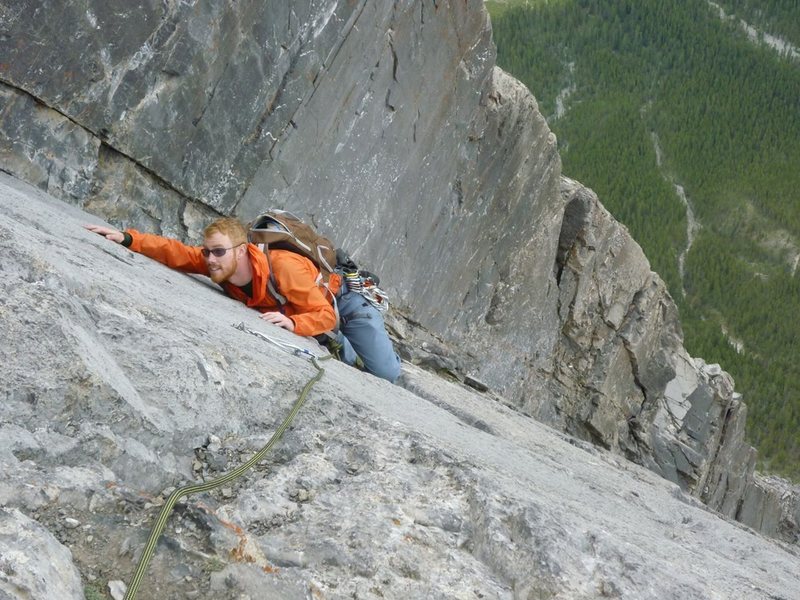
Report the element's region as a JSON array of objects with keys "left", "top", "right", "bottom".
[{"left": 123, "top": 352, "right": 329, "bottom": 599}]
